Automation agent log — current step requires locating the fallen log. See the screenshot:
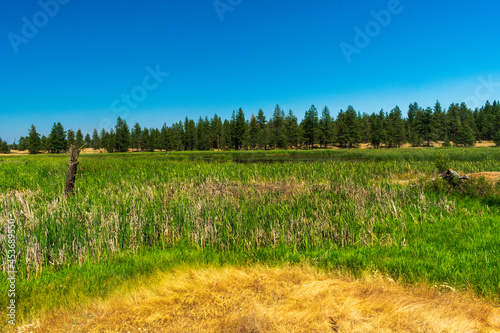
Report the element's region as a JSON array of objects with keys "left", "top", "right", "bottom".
[{"left": 439, "top": 169, "right": 469, "bottom": 182}]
